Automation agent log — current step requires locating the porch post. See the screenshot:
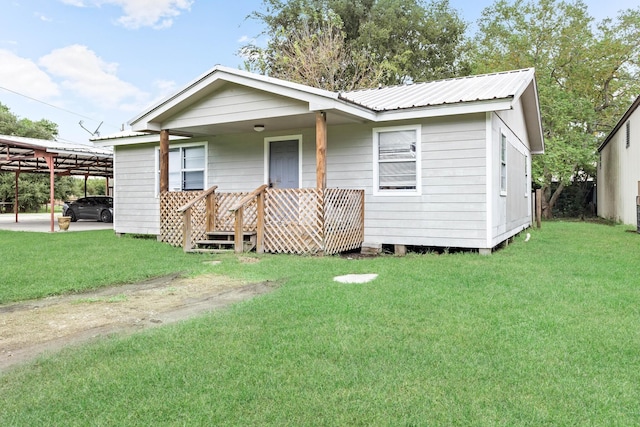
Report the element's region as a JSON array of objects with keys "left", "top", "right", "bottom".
[
  {"left": 315, "top": 112, "right": 327, "bottom": 189},
  {"left": 160, "top": 129, "right": 169, "bottom": 193}
]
